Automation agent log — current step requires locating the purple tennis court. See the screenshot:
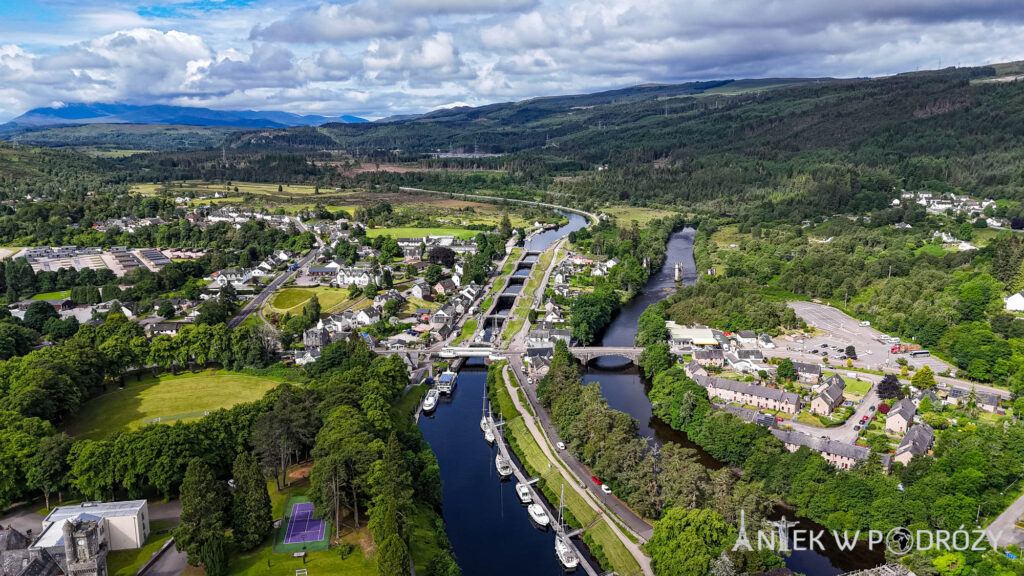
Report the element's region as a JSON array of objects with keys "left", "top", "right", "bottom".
[{"left": 283, "top": 502, "right": 326, "bottom": 544}]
